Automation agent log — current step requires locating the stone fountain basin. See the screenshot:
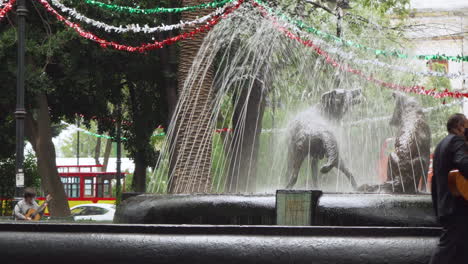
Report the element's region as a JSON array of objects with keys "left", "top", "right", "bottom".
[
  {"left": 115, "top": 193, "right": 436, "bottom": 226},
  {"left": 0, "top": 222, "right": 438, "bottom": 264}
]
